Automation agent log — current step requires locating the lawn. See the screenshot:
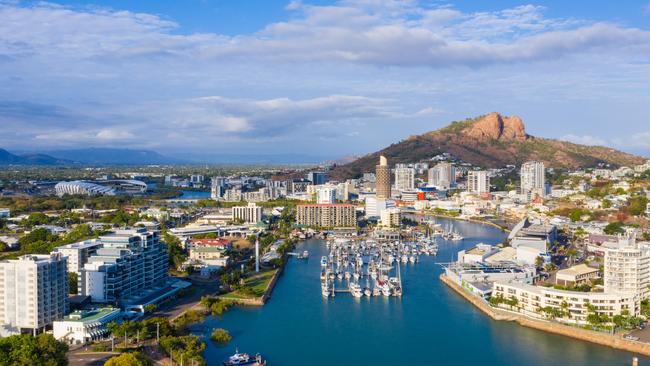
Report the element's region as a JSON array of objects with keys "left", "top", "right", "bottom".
[{"left": 221, "top": 269, "right": 278, "bottom": 300}]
